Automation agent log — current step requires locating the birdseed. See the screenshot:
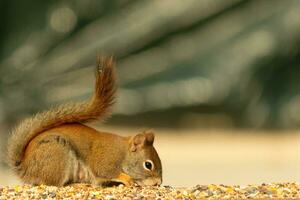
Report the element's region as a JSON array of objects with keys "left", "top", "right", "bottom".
[{"left": 0, "top": 183, "right": 300, "bottom": 199}]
